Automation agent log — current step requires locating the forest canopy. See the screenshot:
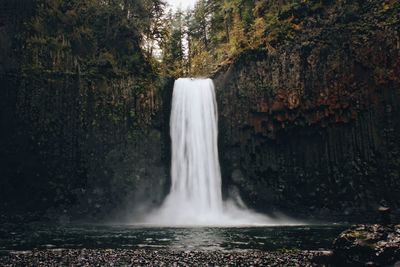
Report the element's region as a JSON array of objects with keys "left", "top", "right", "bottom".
[
  {"left": 20, "top": 0, "right": 167, "bottom": 78},
  {"left": 161, "top": 0, "right": 399, "bottom": 77},
  {"left": 15, "top": 0, "right": 399, "bottom": 78}
]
